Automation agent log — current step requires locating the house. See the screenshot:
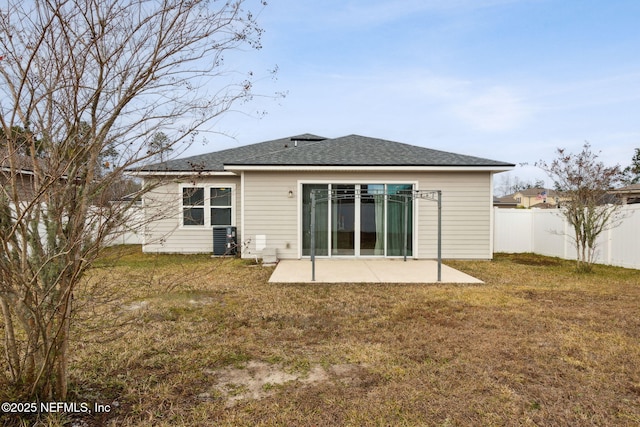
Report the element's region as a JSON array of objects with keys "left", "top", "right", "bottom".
[
  {"left": 133, "top": 134, "right": 514, "bottom": 260},
  {"left": 610, "top": 183, "right": 640, "bottom": 204},
  {"left": 502, "top": 187, "right": 565, "bottom": 208},
  {"left": 1, "top": 151, "right": 40, "bottom": 200},
  {"left": 493, "top": 196, "right": 518, "bottom": 209},
  {"left": 1, "top": 166, "right": 35, "bottom": 200}
]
